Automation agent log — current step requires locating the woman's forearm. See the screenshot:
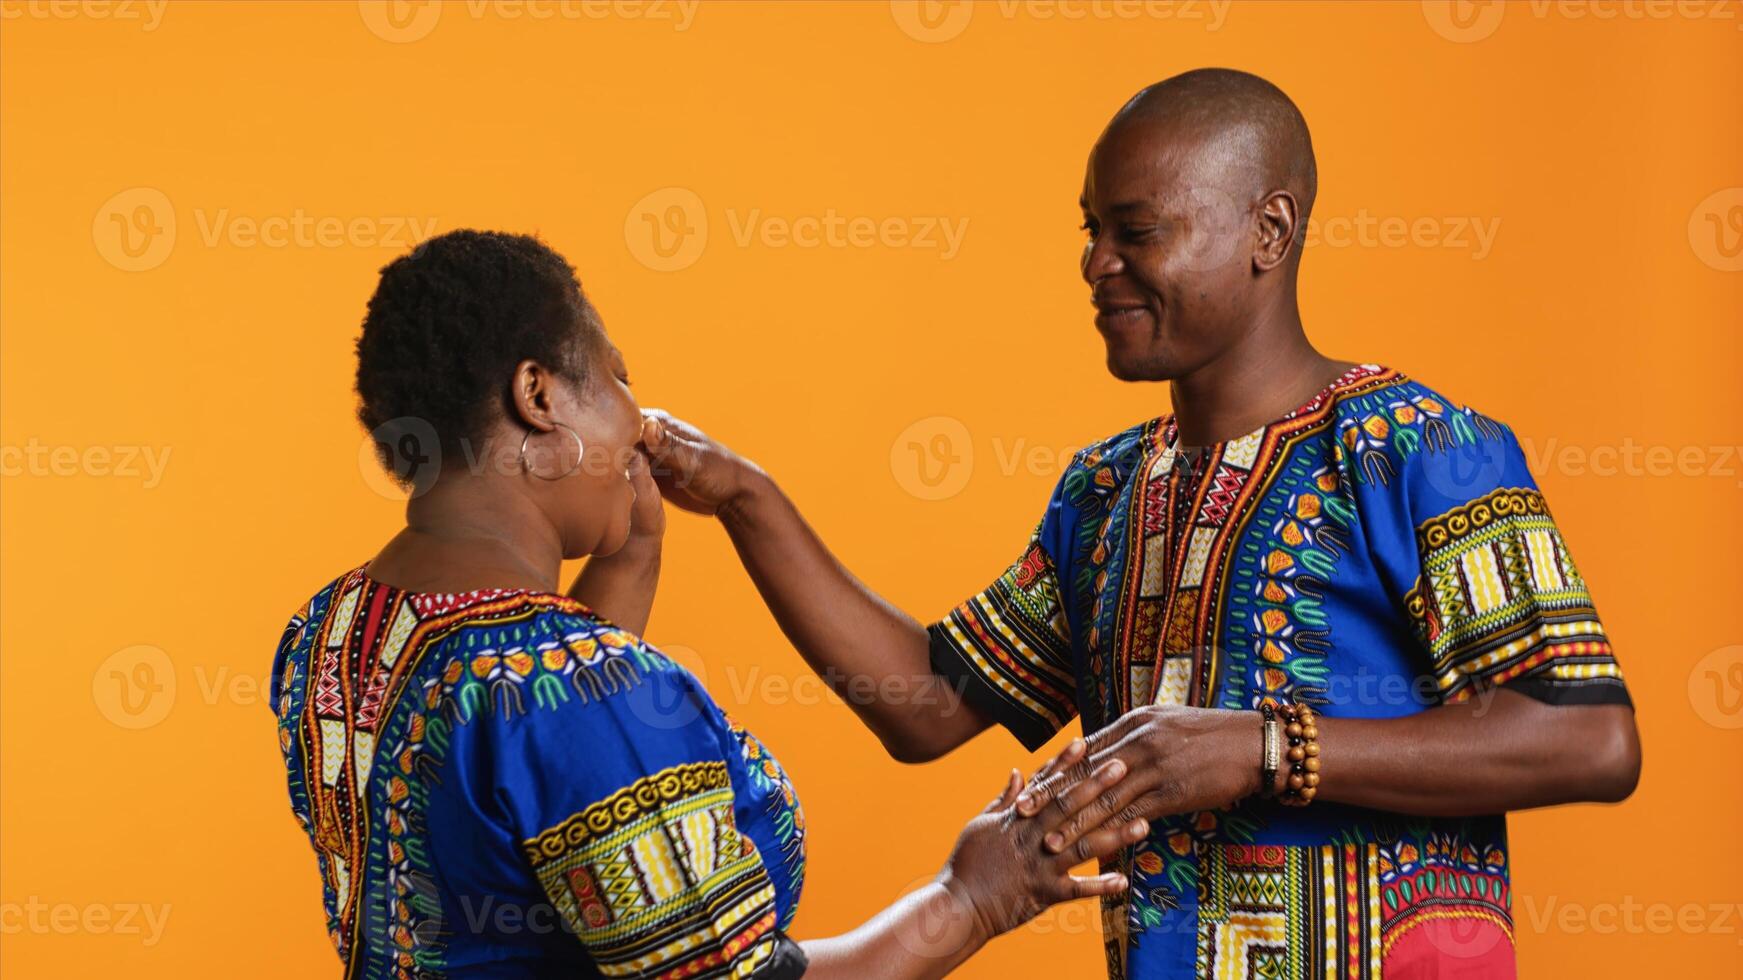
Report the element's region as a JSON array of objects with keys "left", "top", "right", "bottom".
[
  {"left": 798, "top": 879, "right": 990, "bottom": 980},
  {"left": 567, "top": 533, "right": 661, "bottom": 635}
]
